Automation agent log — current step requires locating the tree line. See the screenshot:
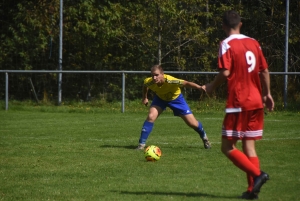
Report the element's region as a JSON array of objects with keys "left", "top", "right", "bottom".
[{"left": 0, "top": 0, "right": 299, "bottom": 103}]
